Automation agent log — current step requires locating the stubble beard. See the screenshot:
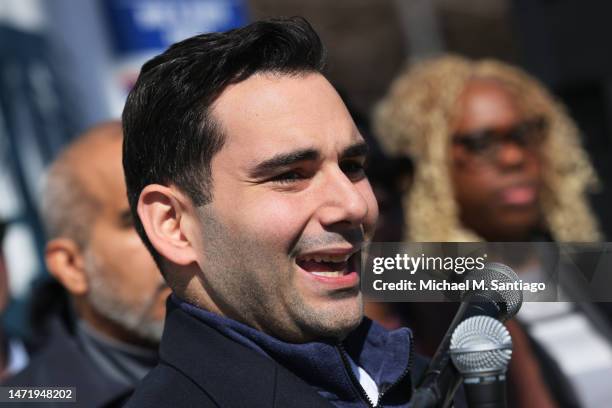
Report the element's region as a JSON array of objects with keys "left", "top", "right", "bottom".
[
  {"left": 197, "top": 207, "right": 364, "bottom": 342},
  {"left": 285, "top": 284, "right": 364, "bottom": 341},
  {"left": 83, "top": 250, "right": 164, "bottom": 343}
]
